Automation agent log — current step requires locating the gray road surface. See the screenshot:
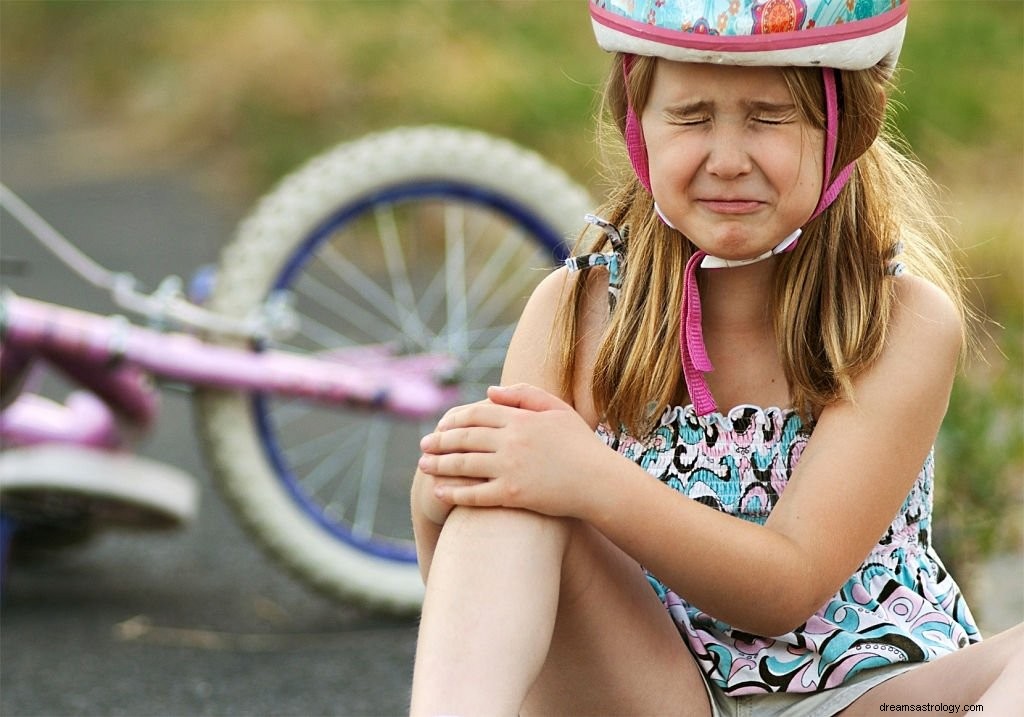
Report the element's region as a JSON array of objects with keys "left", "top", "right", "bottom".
[{"left": 1, "top": 89, "right": 419, "bottom": 717}]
